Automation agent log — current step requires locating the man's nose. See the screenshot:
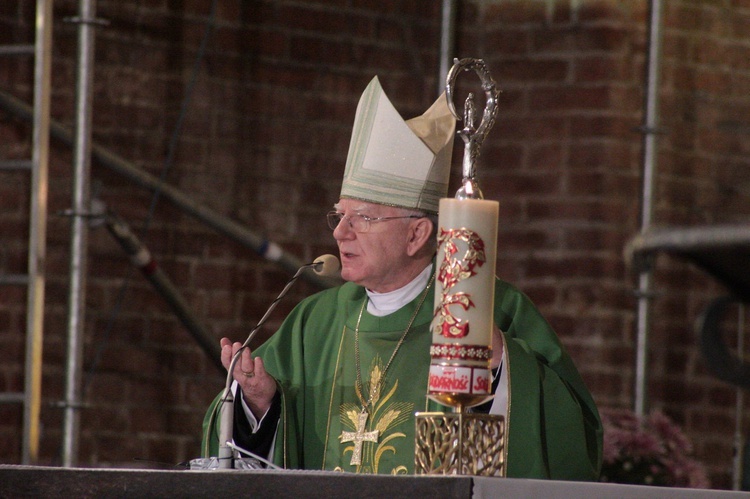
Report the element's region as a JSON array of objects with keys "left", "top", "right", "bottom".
[{"left": 333, "top": 216, "right": 354, "bottom": 239}]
